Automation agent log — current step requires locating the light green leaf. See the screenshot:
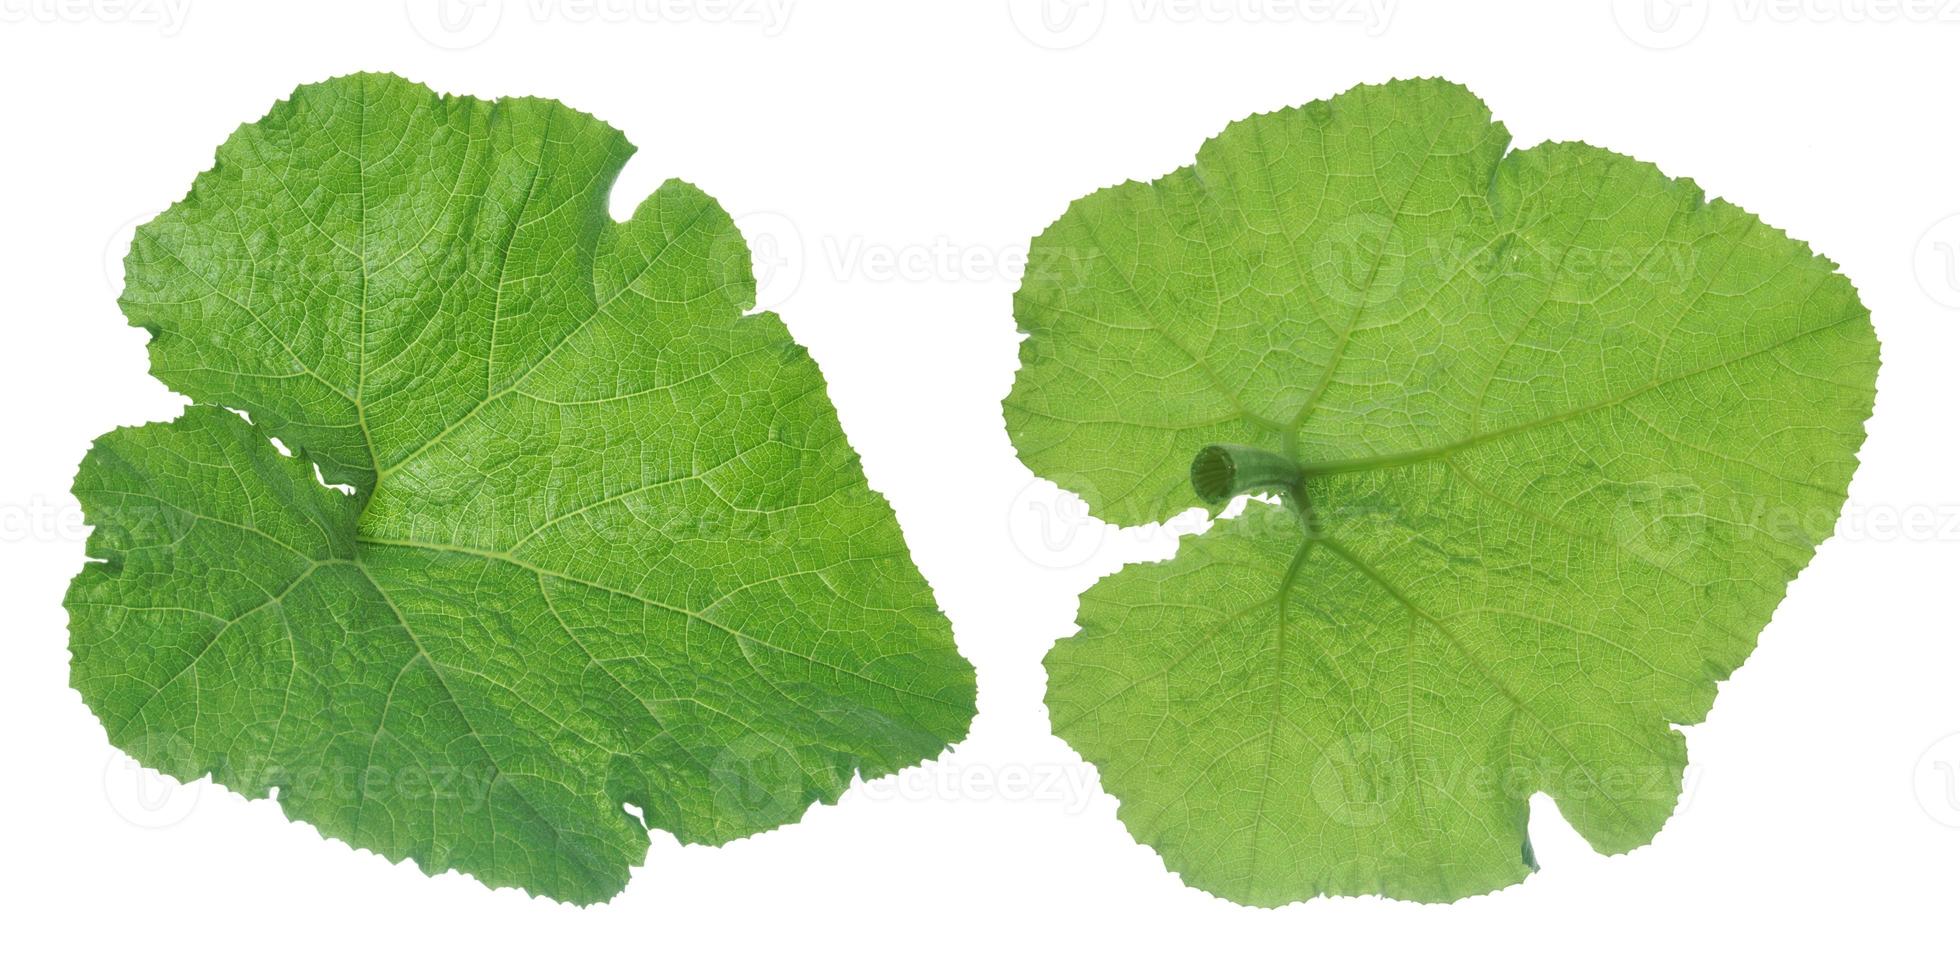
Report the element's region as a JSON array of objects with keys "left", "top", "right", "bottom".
[
  {"left": 69, "top": 73, "right": 975, "bottom": 904},
  {"left": 1006, "top": 78, "right": 1876, "bottom": 905}
]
